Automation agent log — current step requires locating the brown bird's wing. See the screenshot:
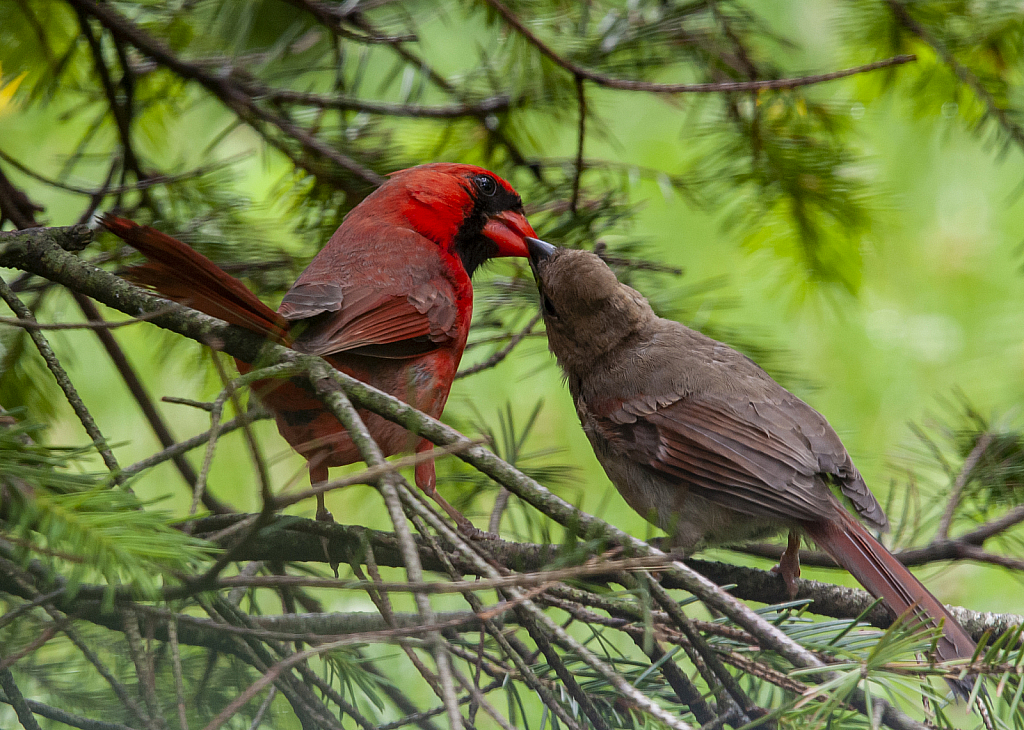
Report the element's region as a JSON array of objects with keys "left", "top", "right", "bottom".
[
  {"left": 591, "top": 389, "right": 887, "bottom": 529},
  {"left": 277, "top": 228, "right": 462, "bottom": 359}
]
